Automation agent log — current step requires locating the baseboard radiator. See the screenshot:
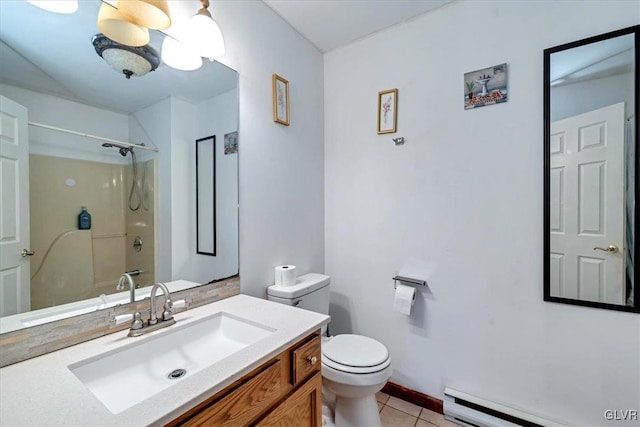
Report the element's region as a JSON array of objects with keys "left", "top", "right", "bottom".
[{"left": 443, "top": 388, "right": 567, "bottom": 427}]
